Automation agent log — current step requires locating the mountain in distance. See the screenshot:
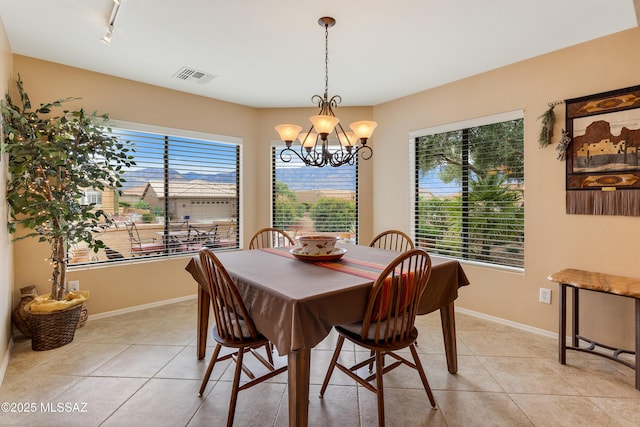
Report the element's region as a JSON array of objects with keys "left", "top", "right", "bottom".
[
  {"left": 121, "top": 166, "right": 357, "bottom": 192},
  {"left": 276, "top": 166, "right": 356, "bottom": 191},
  {"left": 120, "top": 167, "right": 236, "bottom": 189},
  {"left": 120, "top": 166, "right": 458, "bottom": 194},
  {"left": 182, "top": 171, "right": 236, "bottom": 183}
]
